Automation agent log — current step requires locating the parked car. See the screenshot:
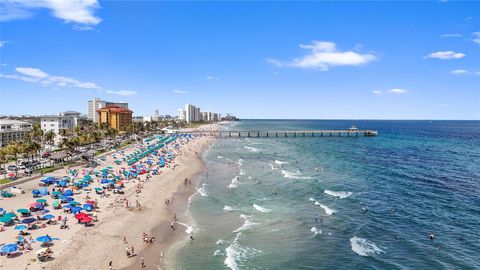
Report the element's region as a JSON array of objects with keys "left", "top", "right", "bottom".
[
  {"left": 0, "top": 168, "right": 6, "bottom": 174},
  {"left": 17, "top": 164, "right": 26, "bottom": 170},
  {"left": 7, "top": 165, "right": 17, "bottom": 171},
  {"left": 42, "top": 152, "right": 51, "bottom": 158},
  {"left": 25, "top": 167, "right": 34, "bottom": 175}
]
